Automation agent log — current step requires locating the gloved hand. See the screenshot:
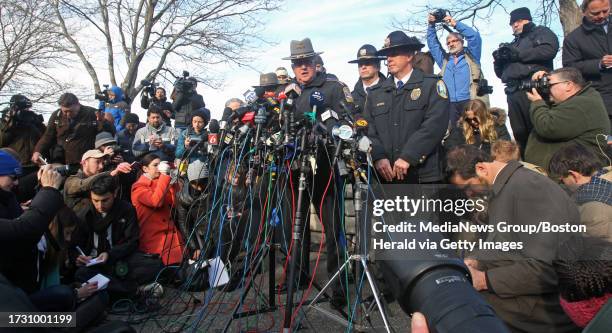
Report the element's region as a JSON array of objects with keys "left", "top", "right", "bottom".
[{"left": 158, "top": 161, "right": 171, "bottom": 175}]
